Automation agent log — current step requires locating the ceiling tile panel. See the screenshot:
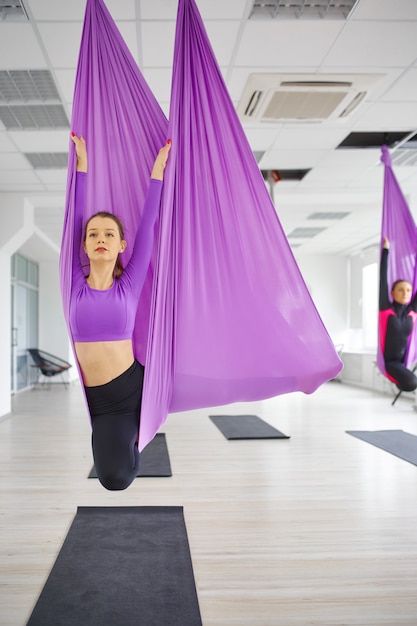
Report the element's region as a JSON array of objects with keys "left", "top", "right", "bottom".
[
  {"left": 272, "top": 127, "right": 349, "bottom": 150},
  {"left": 197, "top": 0, "right": 248, "bottom": 20},
  {"left": 235, "top": 21, "right": 344, "bottom": 67},
  {"left": 261, "top": 149, "right": 327, "bottom": 169},
  {"left": 0, "top": 24, "right": 46, "bottom": 69},
  {"left": 28, "top": 0, "right": 136, "bottom": 21},
  {"left": 99, "top": 0, "right": 137, "bottom": 20},
  {"left": 243, "top": 127, "right": 281, "bottom": 151},
  {"left": 204, "top": 21, "right": 242, "bottom": 65},
  {"left": 9, "top": 130, "right": 70, "bottom": 152},
  {"left": 142, "top": 68, "right": 172, "bottom": 109},
  {"left": 141, "top": 0, "right": 248, "bottom": 20},
  {"left": 0, "top": 152, "right": 29, "bottom": 169},
  {"left": 352, "top": 0, "right": 417, "bottom": 21},
  {"left": 317, "top": 148, "right": 380, "bottom": 170},
  {"left": 0, "top": 169, "right": 40, "bottom": 184},
  {"left": 37, "top": 23, "right": 85, "bottom": 68},
  {"left": 27, "top": 0, "right": 86, "bottom": 21},
  {"left": 353, "top": 102, "right": 417, "bottom": 129},
  {"left": 322, "top": 22, "right": 417, "bottom": 68},
  {"left": 54, "top": 69, "right": 77, "bottom": 105},
  {"left": 36, "top": 169, "right": 68, "bottom": 185},
  {"left": 141, "top": 21, "right": 176, "bottom": 67},
  {"left": 140, "top": 0, "right": 179, "bottom": 21},
  {"left": 0, "top": 131, "right": 19, "bottom": 152},
  {"left": 382, "top": 68, "right": 417, "bottom": 102}
]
